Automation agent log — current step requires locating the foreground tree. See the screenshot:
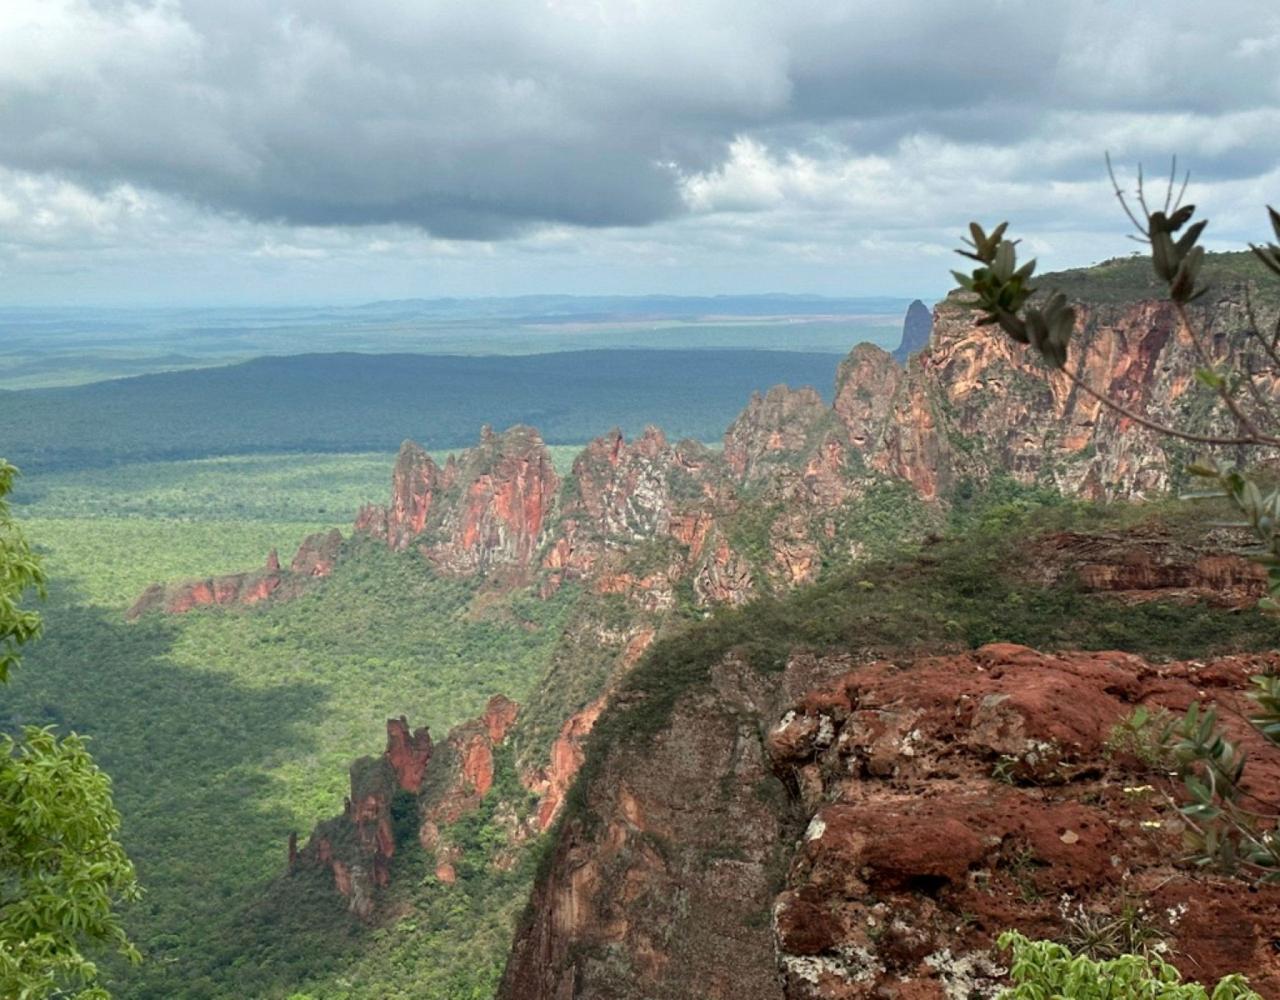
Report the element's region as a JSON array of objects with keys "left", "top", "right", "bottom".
[{"left": 0, "top": 460, "right": 140, "bottom": 999}]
